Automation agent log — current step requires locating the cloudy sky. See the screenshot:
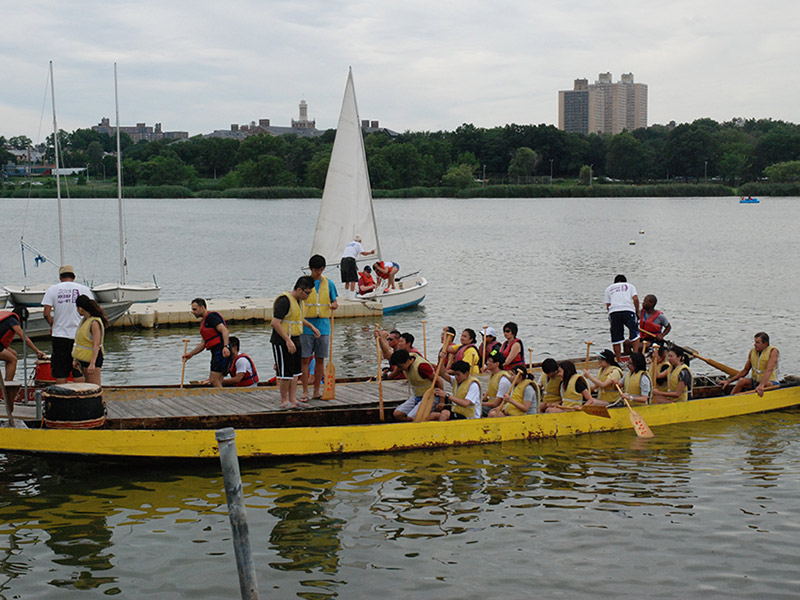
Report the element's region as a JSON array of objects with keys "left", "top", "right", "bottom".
[{"left": 2, "top": 1, "right": 798, "bottom": 142}]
